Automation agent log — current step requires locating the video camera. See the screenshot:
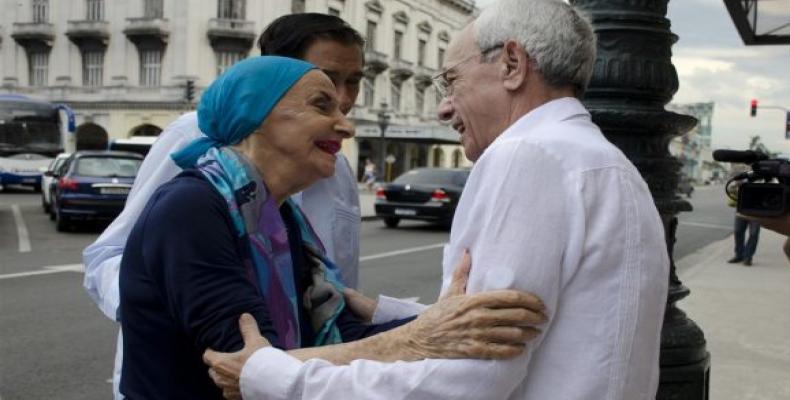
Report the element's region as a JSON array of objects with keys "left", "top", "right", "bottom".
[{"left": 713, "top": 149, "right": 790, "bottom": 217}]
